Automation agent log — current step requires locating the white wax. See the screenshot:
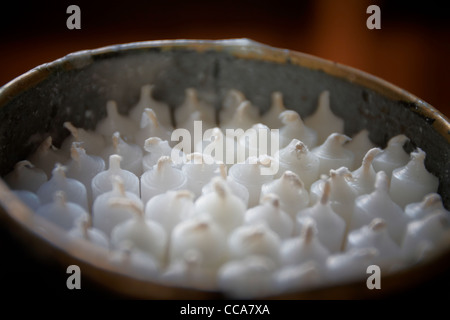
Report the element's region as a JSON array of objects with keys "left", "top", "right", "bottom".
[
  {"left": 92, "top": 175, "right": 143, "bottom": 237},
  {"left": 91, "top": 154, "right": 140, "bottom": 200},
  {"left": 101, "top": 132, "right": 143, "bottom": 176},
  {"left": 260, "top": 91, "right": 286, "bottom": 129},
  {"left": 245, "top": 194, "right": 294, "bottom": 239},
  {"left": 390, "top": 148, "right": 439, "bottom": 209},
  {"left": 227, "top": 224, "right": 281, "bottom": 263},
  {"left": 228, "top": 156, "right": 275, "bottom": 208},
  {"left": 260, "top": 171, "right": 310, "bottom": 219},
  {"left": 68, "top": 219, "right": 110, "bottom": 249},
  {"left": 28, "top": 136, "right": 67, "bottom": 178},
  {"left": 182, "top": 153, "right": 220, "bottom": 198},
  {"left": 110, "top": 198, "right": 167, "bottom": 263},
  {"left": 142, "top": 137, "right": 174, "bottom": 172},
  {"left": 129, "top": 84, "right": 172, "bottom": 128},
  {"left": 66, "top": 143, "right": 105, "bottom": 206},
  {"left": 135, "top": 108, "right": 172, "bottom": 148},
  {"left": 61, "top": 122, "right": 106, "bottom": 157},
  {"left": 405, "top": 193, "right": 449, "bottom": 221},
  {"left": 344, "top": 129, "right": 376, "bottom": 170},
  {"left": 304, "top": 90, "right": 344, "bottom": 144},
  {"left": 217, "top": 255, "right": 276, "bottom": 298},
  {"left": 346, "top": 218, "right": 401, "bottom": 264},
  {"left": 372, "top": 134, "right": 410, "bottom": 177},
  {"left": 145, "top": 190, "right": 195, "bottom": 234},
  {"left": 311, "top": 133, "right": 354, "bottom": 177},
  {"left": 275, "top": 139, "right": 320, "bottom": 189},
  {"left": 169, "top": 216, "right": 228, "bottom": 270},
  {"left": 280, "top": 217, "right": 329, "bottom": 267},
  {"left": 327, "top": 167, "right": 358, "bottom": 227},
  {"left": 140, "top": 156, "right": 186, "bottom": 204},
  {"left": 219, "top": 89, "right": 246, "bottom": 125},
  {"left": 36, "top": 164, "right": 88, "bottom": 211},
  {"left": 201, "top": 164, "right": 249, "bottom": 207},
  {"left": 4, "top": 160, "right": 47, "bottom": 193},
  {"left": 194, "top": 177, "right": 246, "bottom": 234},
  {"left": 297, "top": 181, "right": 346, "bottom": 253},
  {"left": 12, "top": 190, "right": 40, "bottom": 211},
  {"left": 175, "top": 88, "right": 215, "bottom": 129},
  {"left": 95, "top": 100, "right": 138, "bottom": 142},
  {"left": 273, "top": 262, "right": 322, "bottom": 294},
  {"left": 35, "top": 191, "right": 88, "bottom": 231},
  {"left": 221, "top": 100, "right": 260, "bottom": 131},
  {"left": 349, "top": 148, "right": 382, "bottom": 196},
  {"left": 279, "top": 110, "right": 317, "bottom": 149},
  {"left": 350, "top": 171, "right": 408, "bottom": 244}
]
